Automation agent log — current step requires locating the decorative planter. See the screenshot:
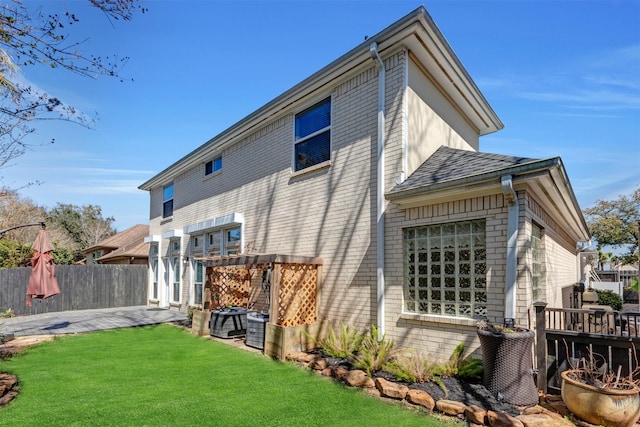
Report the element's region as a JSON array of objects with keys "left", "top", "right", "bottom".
[
  {"left": 477, "top": 328, "right": 538, "bottom": 406},
  {"left": 561, "top": 370, "right": 640, "bottom": 427}
]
